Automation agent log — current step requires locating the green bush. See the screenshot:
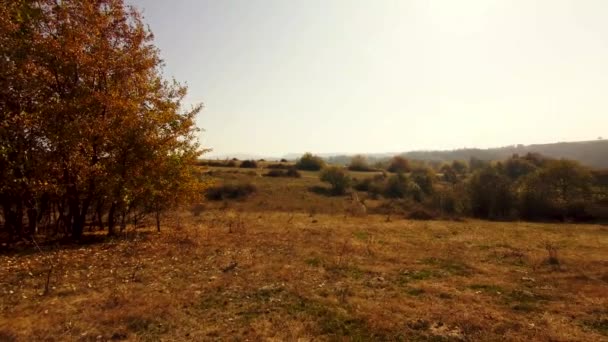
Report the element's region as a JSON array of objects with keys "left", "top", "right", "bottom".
[
  {"left": 295, "top": 153, "right": 326, "bottom": 171},
  {"left": 411, "top": 167, "right": 436, "bottom": 195},
  {"left": 320, "top": 166, "right": 351, "bottom": 195}
]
